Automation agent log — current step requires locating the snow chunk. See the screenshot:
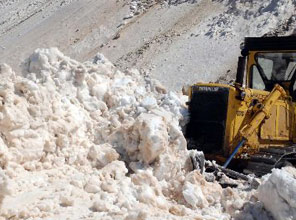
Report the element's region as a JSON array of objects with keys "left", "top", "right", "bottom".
[
  {"left": 258, "top": 167, "right": 296, "bottom": 220},
  {"left": 141, "top": 96, "right": 157, "bottom": 110},
  {"left": 183, "top": 181, "right": 207, "bottom": 208},
  {"left": 182, "top": 170, "right": 222, "bottom": 209},
  {"left": 135, "top": 113, "right": 168, "bottom": 164},
  {"left": 88, "top": 144, "right": 119, "bottom": 168}
]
